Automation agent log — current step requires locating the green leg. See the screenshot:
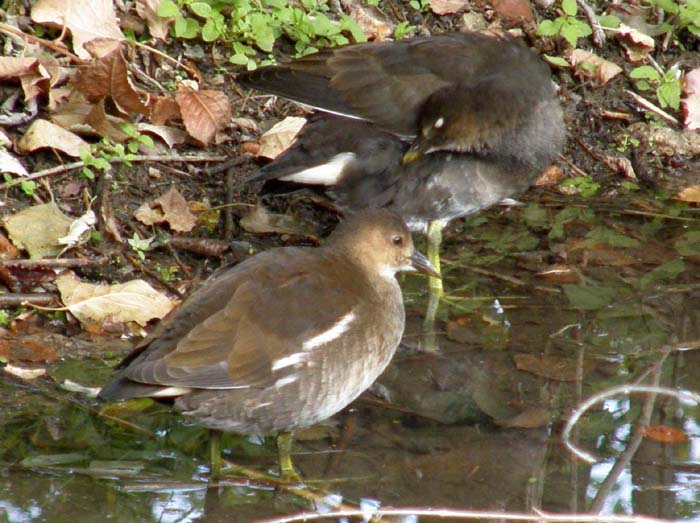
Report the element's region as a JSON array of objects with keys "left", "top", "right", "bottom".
[
  {"left": 276, "top": 432, "right": 301, "bottom": 483},
  {"left": 209, "top": 429, "right": 222, "bottom": 479},
  {"left": 422, "top": 220, "right": 445, "bottom": 352}
]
